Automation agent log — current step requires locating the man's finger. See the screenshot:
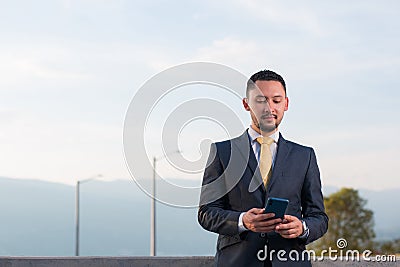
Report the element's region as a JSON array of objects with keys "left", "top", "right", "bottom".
[
  {"left": 276, "top": 228, "right": 296, "bottom": 235},
  {"left": 254, "top": 208, "right": 266, "bottom": 214},
  {"left": 275, "top": 222, "right": 296, "bottom": 230},
  {"left": 263, "top": 212, "right": 276, "bottom": 219},
  {"left": 249, "top": 213, "right": 276, "bottom": 222},
  {"left": 284, "top": 215, "right": 297, "bottom": 222},
  {"left": 279, "top": 233, "right": 298, "bottom": 239},
  {"left": 257, "top": 218, "right": 282, "bottom": 227},
  {"left": 249, "top": 208, "right": 265, "bottom": 214},
  {"left": 254, "top": 226, "right": 277, "bottom": 233},
  {"left": 258, "top": 217, "right": 281, "bottom": 224}
]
